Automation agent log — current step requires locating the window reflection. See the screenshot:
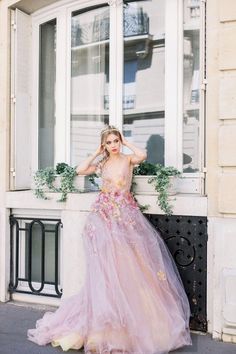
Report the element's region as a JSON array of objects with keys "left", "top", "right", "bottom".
[
  {"left": 70, "top": 6, "right": 109, "bottom": 166},
  {"left": 122, "top": 0, "right": 165, "bottom": 165},
  {"left": 183, "top": 0, "right": 200, "bottom": 172}
]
